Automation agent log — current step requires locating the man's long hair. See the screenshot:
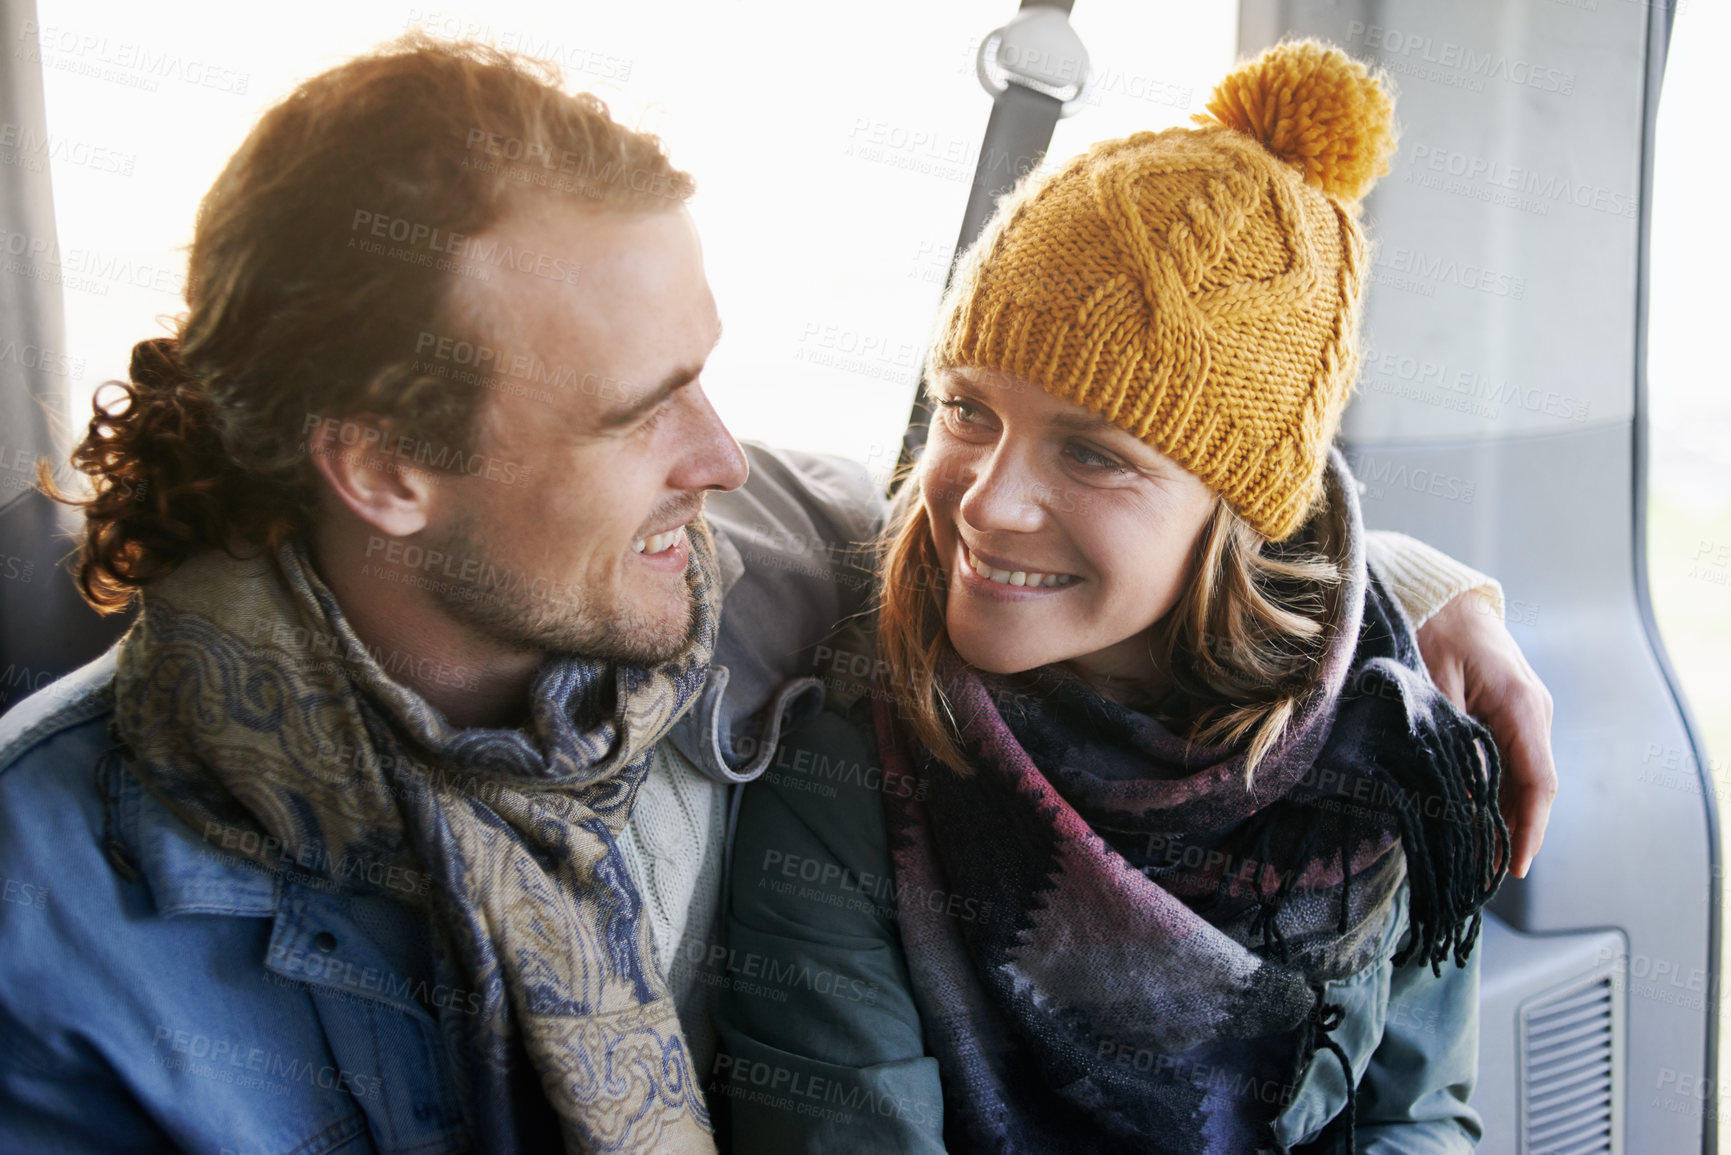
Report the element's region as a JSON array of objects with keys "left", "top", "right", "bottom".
[{"left": 46, "top": 33, "right": 693, "bottom": 610}]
